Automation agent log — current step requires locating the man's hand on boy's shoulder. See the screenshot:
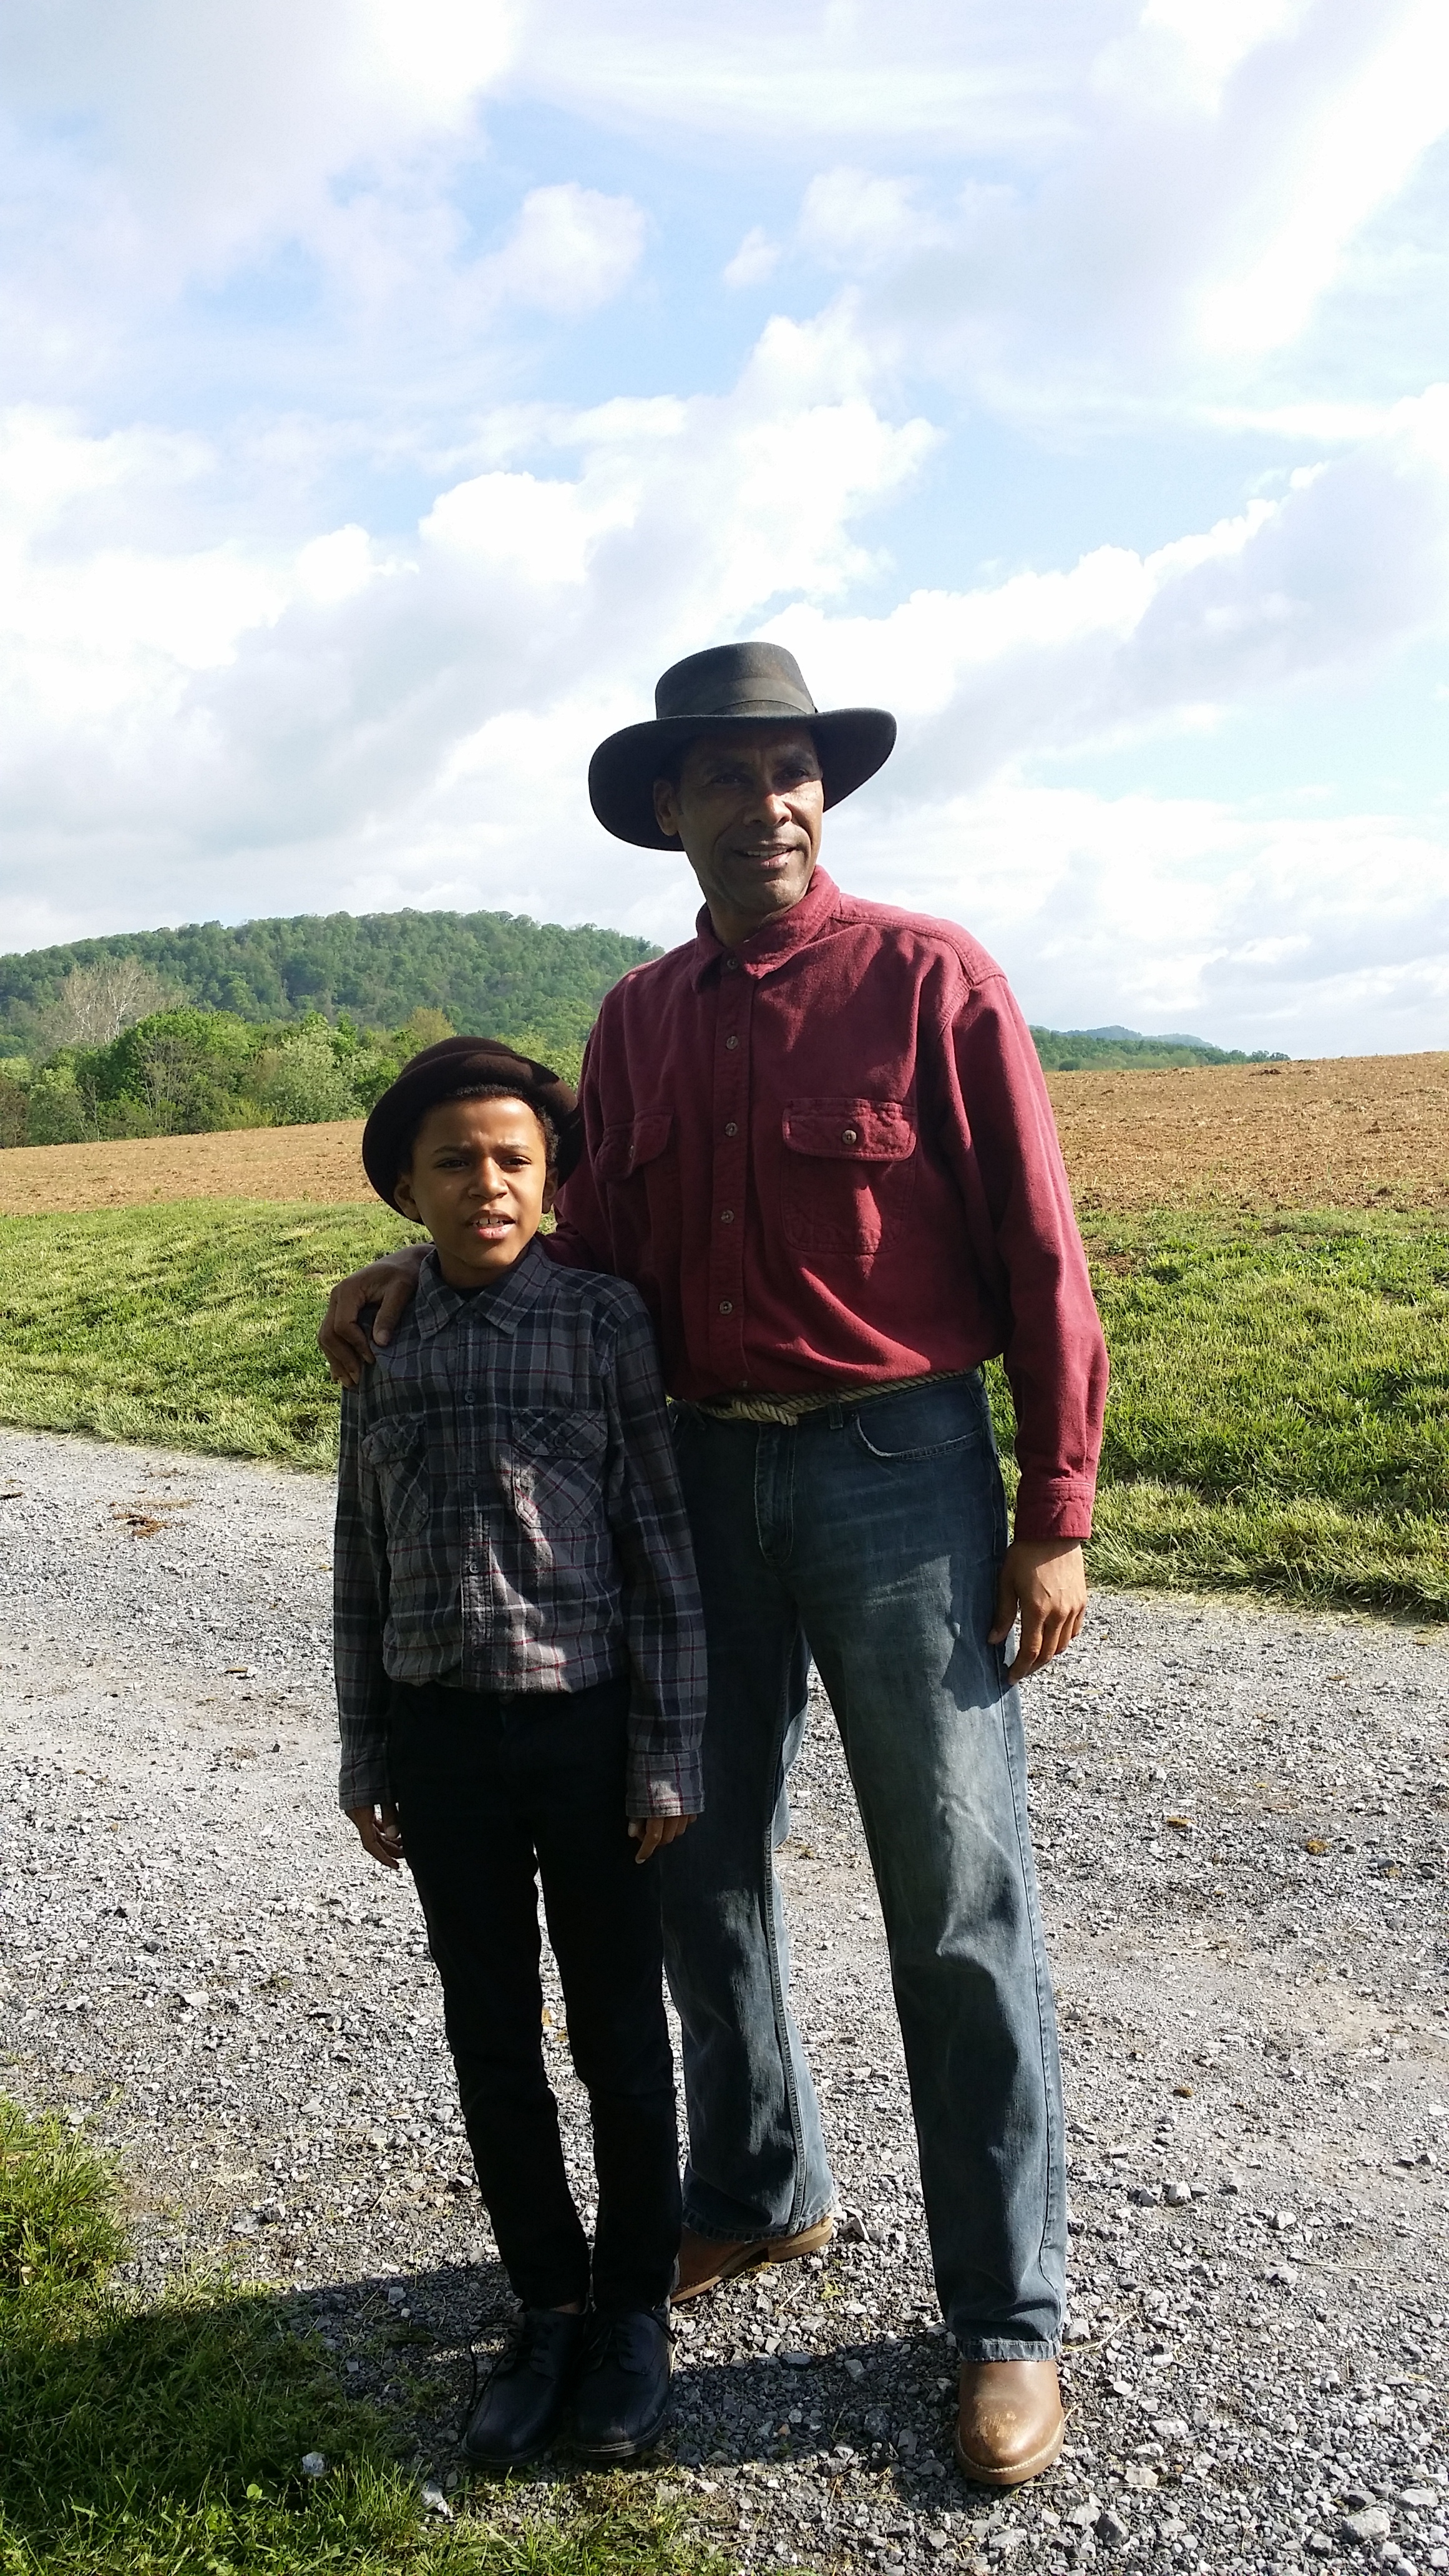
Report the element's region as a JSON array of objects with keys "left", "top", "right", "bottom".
[
  {"left": 628, "top": 1813, "right": 698, "bottom": 1865},
  {"left": 320, "top": 1243, "right": 431, "bottom": 1387}
]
